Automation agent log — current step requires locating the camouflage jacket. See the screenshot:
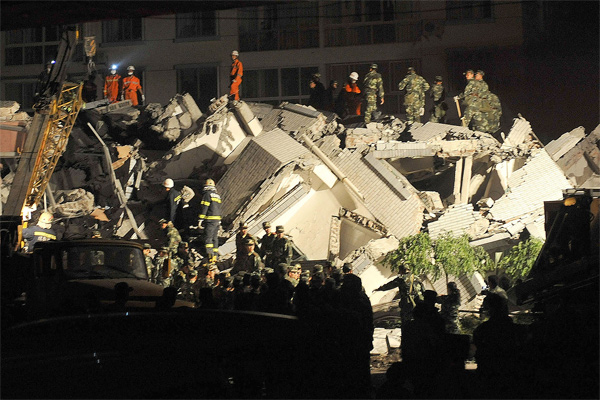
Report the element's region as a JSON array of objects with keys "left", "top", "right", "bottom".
[
  {"left": 258, "top": 232, "right": 276, "bottom": 258},
  {"left": 430, "top": 83, "right": 446, "bottom": 103},
  {"left": 165, "top": 225, "right": 181, "bottom": 255},
  {"left": 271, "top": 236, "right": 293, "bottom": 266},
  {"left": 398, "top": 73, "right": 430, "bottom": 94},
  {"left": 363, "top": 70, "right": 384, "bottom": 98}
]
